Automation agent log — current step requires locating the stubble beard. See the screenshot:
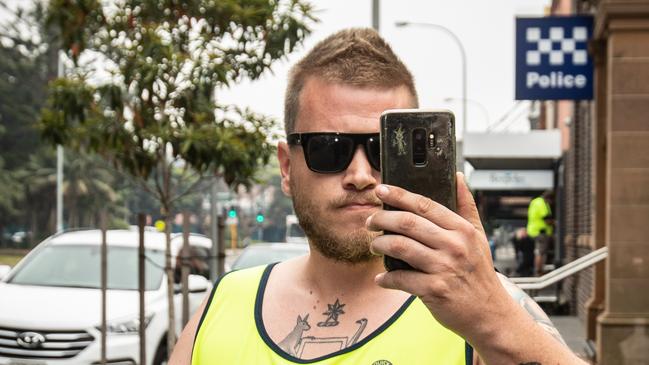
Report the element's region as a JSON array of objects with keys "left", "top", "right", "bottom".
[{"left": 290, "top": 180, "right": 381, "bottom": 264}]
